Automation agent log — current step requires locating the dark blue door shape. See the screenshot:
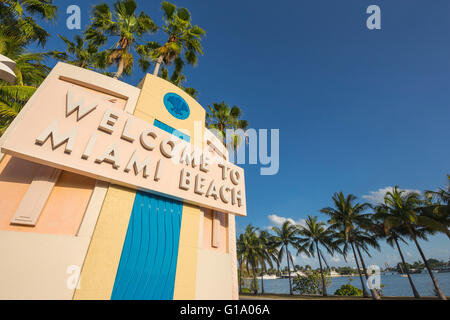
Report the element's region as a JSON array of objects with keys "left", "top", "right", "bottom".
[{"left": 111, "top": 191, "right": 183, "bottom": 300}]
